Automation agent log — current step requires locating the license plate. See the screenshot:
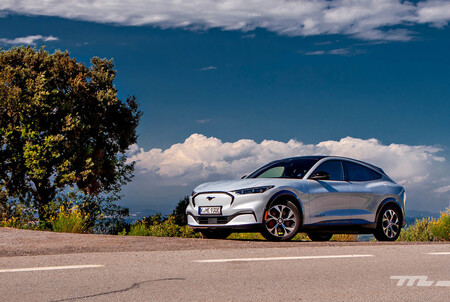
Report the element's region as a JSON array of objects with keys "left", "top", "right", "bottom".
[{"left": 199, "top": 206, "right": 222, "bottom": 215}]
